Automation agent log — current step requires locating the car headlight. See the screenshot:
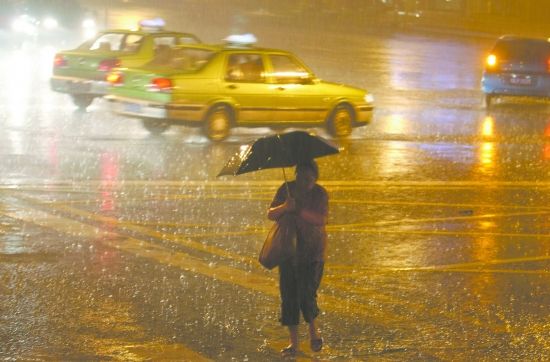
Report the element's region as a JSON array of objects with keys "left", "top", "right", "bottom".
[
  {"left": 12, "top": 15, "right": 38, "bottom": 35},
  {"left": 364, "top": 93, "right": 374, "bottom": 103}
]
